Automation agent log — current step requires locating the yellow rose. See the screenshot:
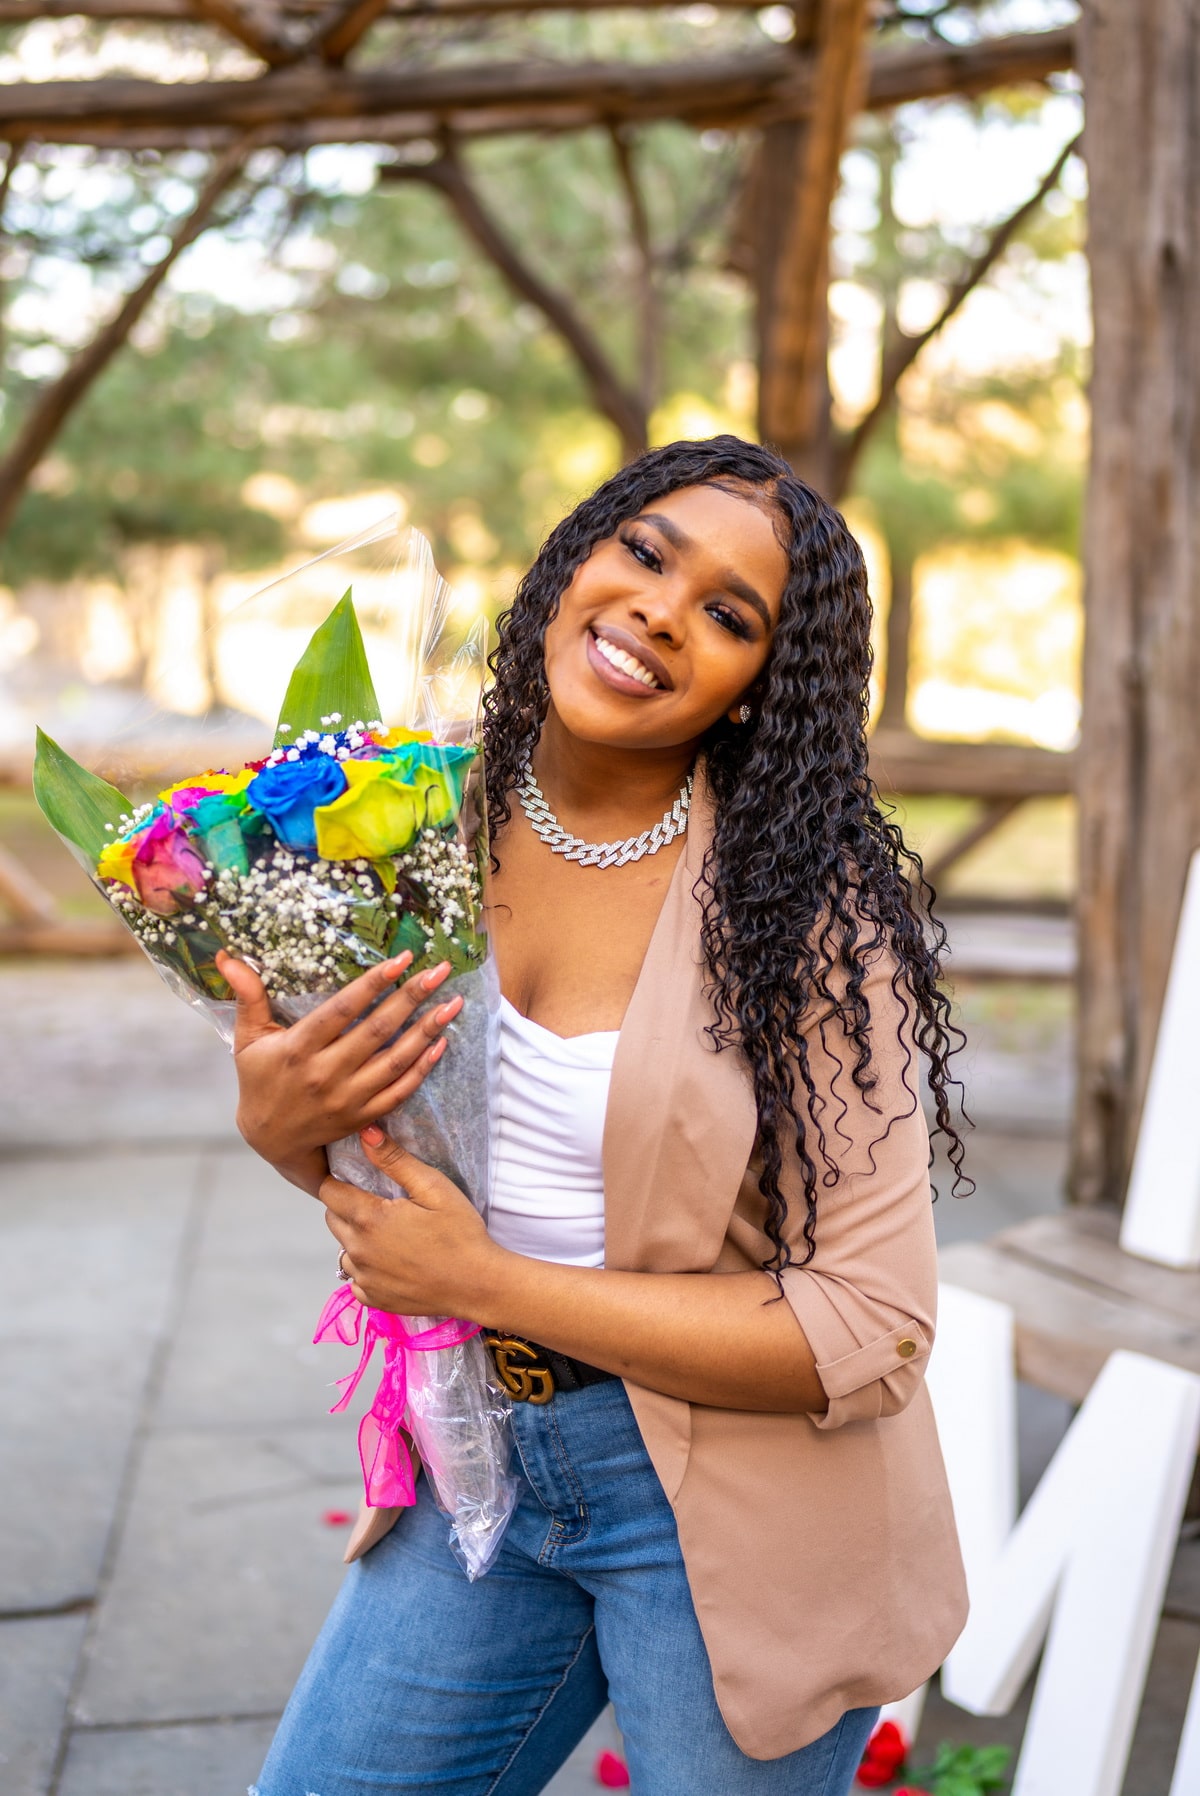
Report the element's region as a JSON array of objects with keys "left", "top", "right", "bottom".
[
  {"left": 313, "top": 760, "right": 456, "bottom": 861},
  {"left": 97, "top": 835, "right": 139, "bottom": 889}
]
